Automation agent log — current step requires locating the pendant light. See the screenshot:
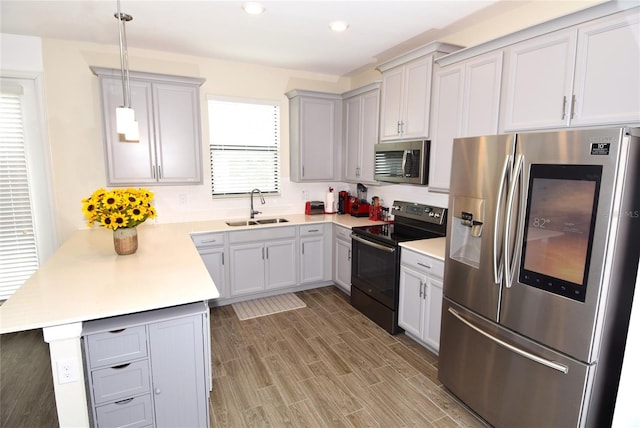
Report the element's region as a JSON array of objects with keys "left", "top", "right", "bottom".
[{"left": 114, "top": 0, "right": 139, "bottom": 141}]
